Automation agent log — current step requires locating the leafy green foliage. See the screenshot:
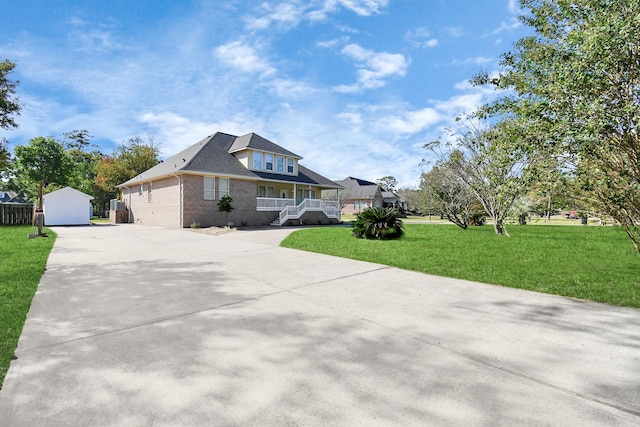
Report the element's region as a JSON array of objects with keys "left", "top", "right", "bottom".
[
  {"left": 217, "top": 194, "right": 234, "bottom": 224},
  {"left": 0, "top": 226, "right": 56, "bottom": 388},
  {"left": 282, "top": 224, "right": 640, "bottom": 308},
  {"left": 376, "top": 175, "right": 398, "bottom": 192},
  {"left": 352, "top": 207, "right": 404, "bottom": 240},
  {"left": 427, "top": 119, "right": 539, "bottom": 236},
  {"left": 475, "top": 0, "right": 640, "bottom": 251},
  {"left": 0, "top": 137, "right": 10, "bottom": 172},
  {"left": 420, "top": 164, "right": 474, "bottom": 229},
  {"left": 0, "top": 59, "right": 20, "bottom": 130},
  {"left": 13, "top": 136, "right": 73, "bottom": 204},
  {"left": 95, "top": 136, "right": 160, "bottom": 202}
]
